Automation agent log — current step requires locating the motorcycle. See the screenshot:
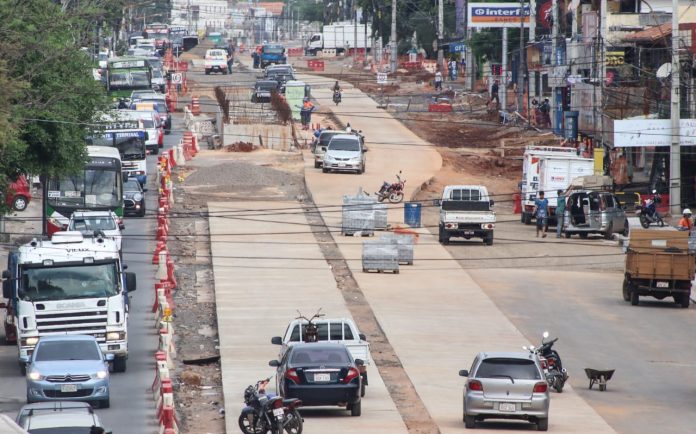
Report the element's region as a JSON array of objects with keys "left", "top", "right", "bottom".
[
  {"left": 635, "top": 191, "right": 665, "bottom": 228},
  {"left": 238, "top": 377, "right": 303, "bottom": 434},
  {"left": 333, "top": 90, "right": 341, "bottom": 105},
  {"left": 523, "top": 331, "right": 567, "bottom": 393},
  {"left": 375, "top": 171, "right": 405, "bottom": 203}
]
